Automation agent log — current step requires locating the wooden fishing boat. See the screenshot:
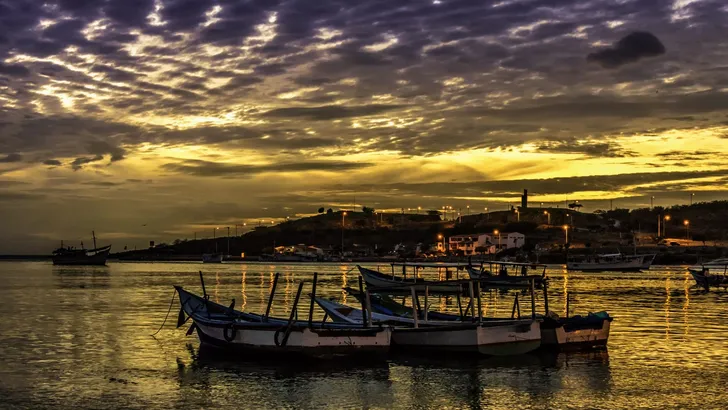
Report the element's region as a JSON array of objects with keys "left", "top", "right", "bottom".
[
  {"left": 52, "top": 232, "right": 110, "bottom": 266},
  {"left": 465, "top": 261, "right": 548, "bottom": 287},
  {"left": 539, "top": 312, "right": 612, "bottom": 349},
  {"left": 566, "top": 253, "right": 653, "bottom": 272},
  {"left": 358, "top": 265, "right": 463, "bottom": 293},
  {"left": 175, "top": 285, "right": 391, "bottom": 358},
  {"left": 358, "top": 264, "right": 545, "bottom": 293},
  {"left": 201, "top": 253, "right": 223, "bottom": 263},
  {"left": 342, "top": 287, "right": 612, "bottom": 350},
  {"left": 688, "top": 259, "right": 728, "bottom": 291},
  {"left": 314, "top": 296, "right": 541, "bottom": 355}
]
